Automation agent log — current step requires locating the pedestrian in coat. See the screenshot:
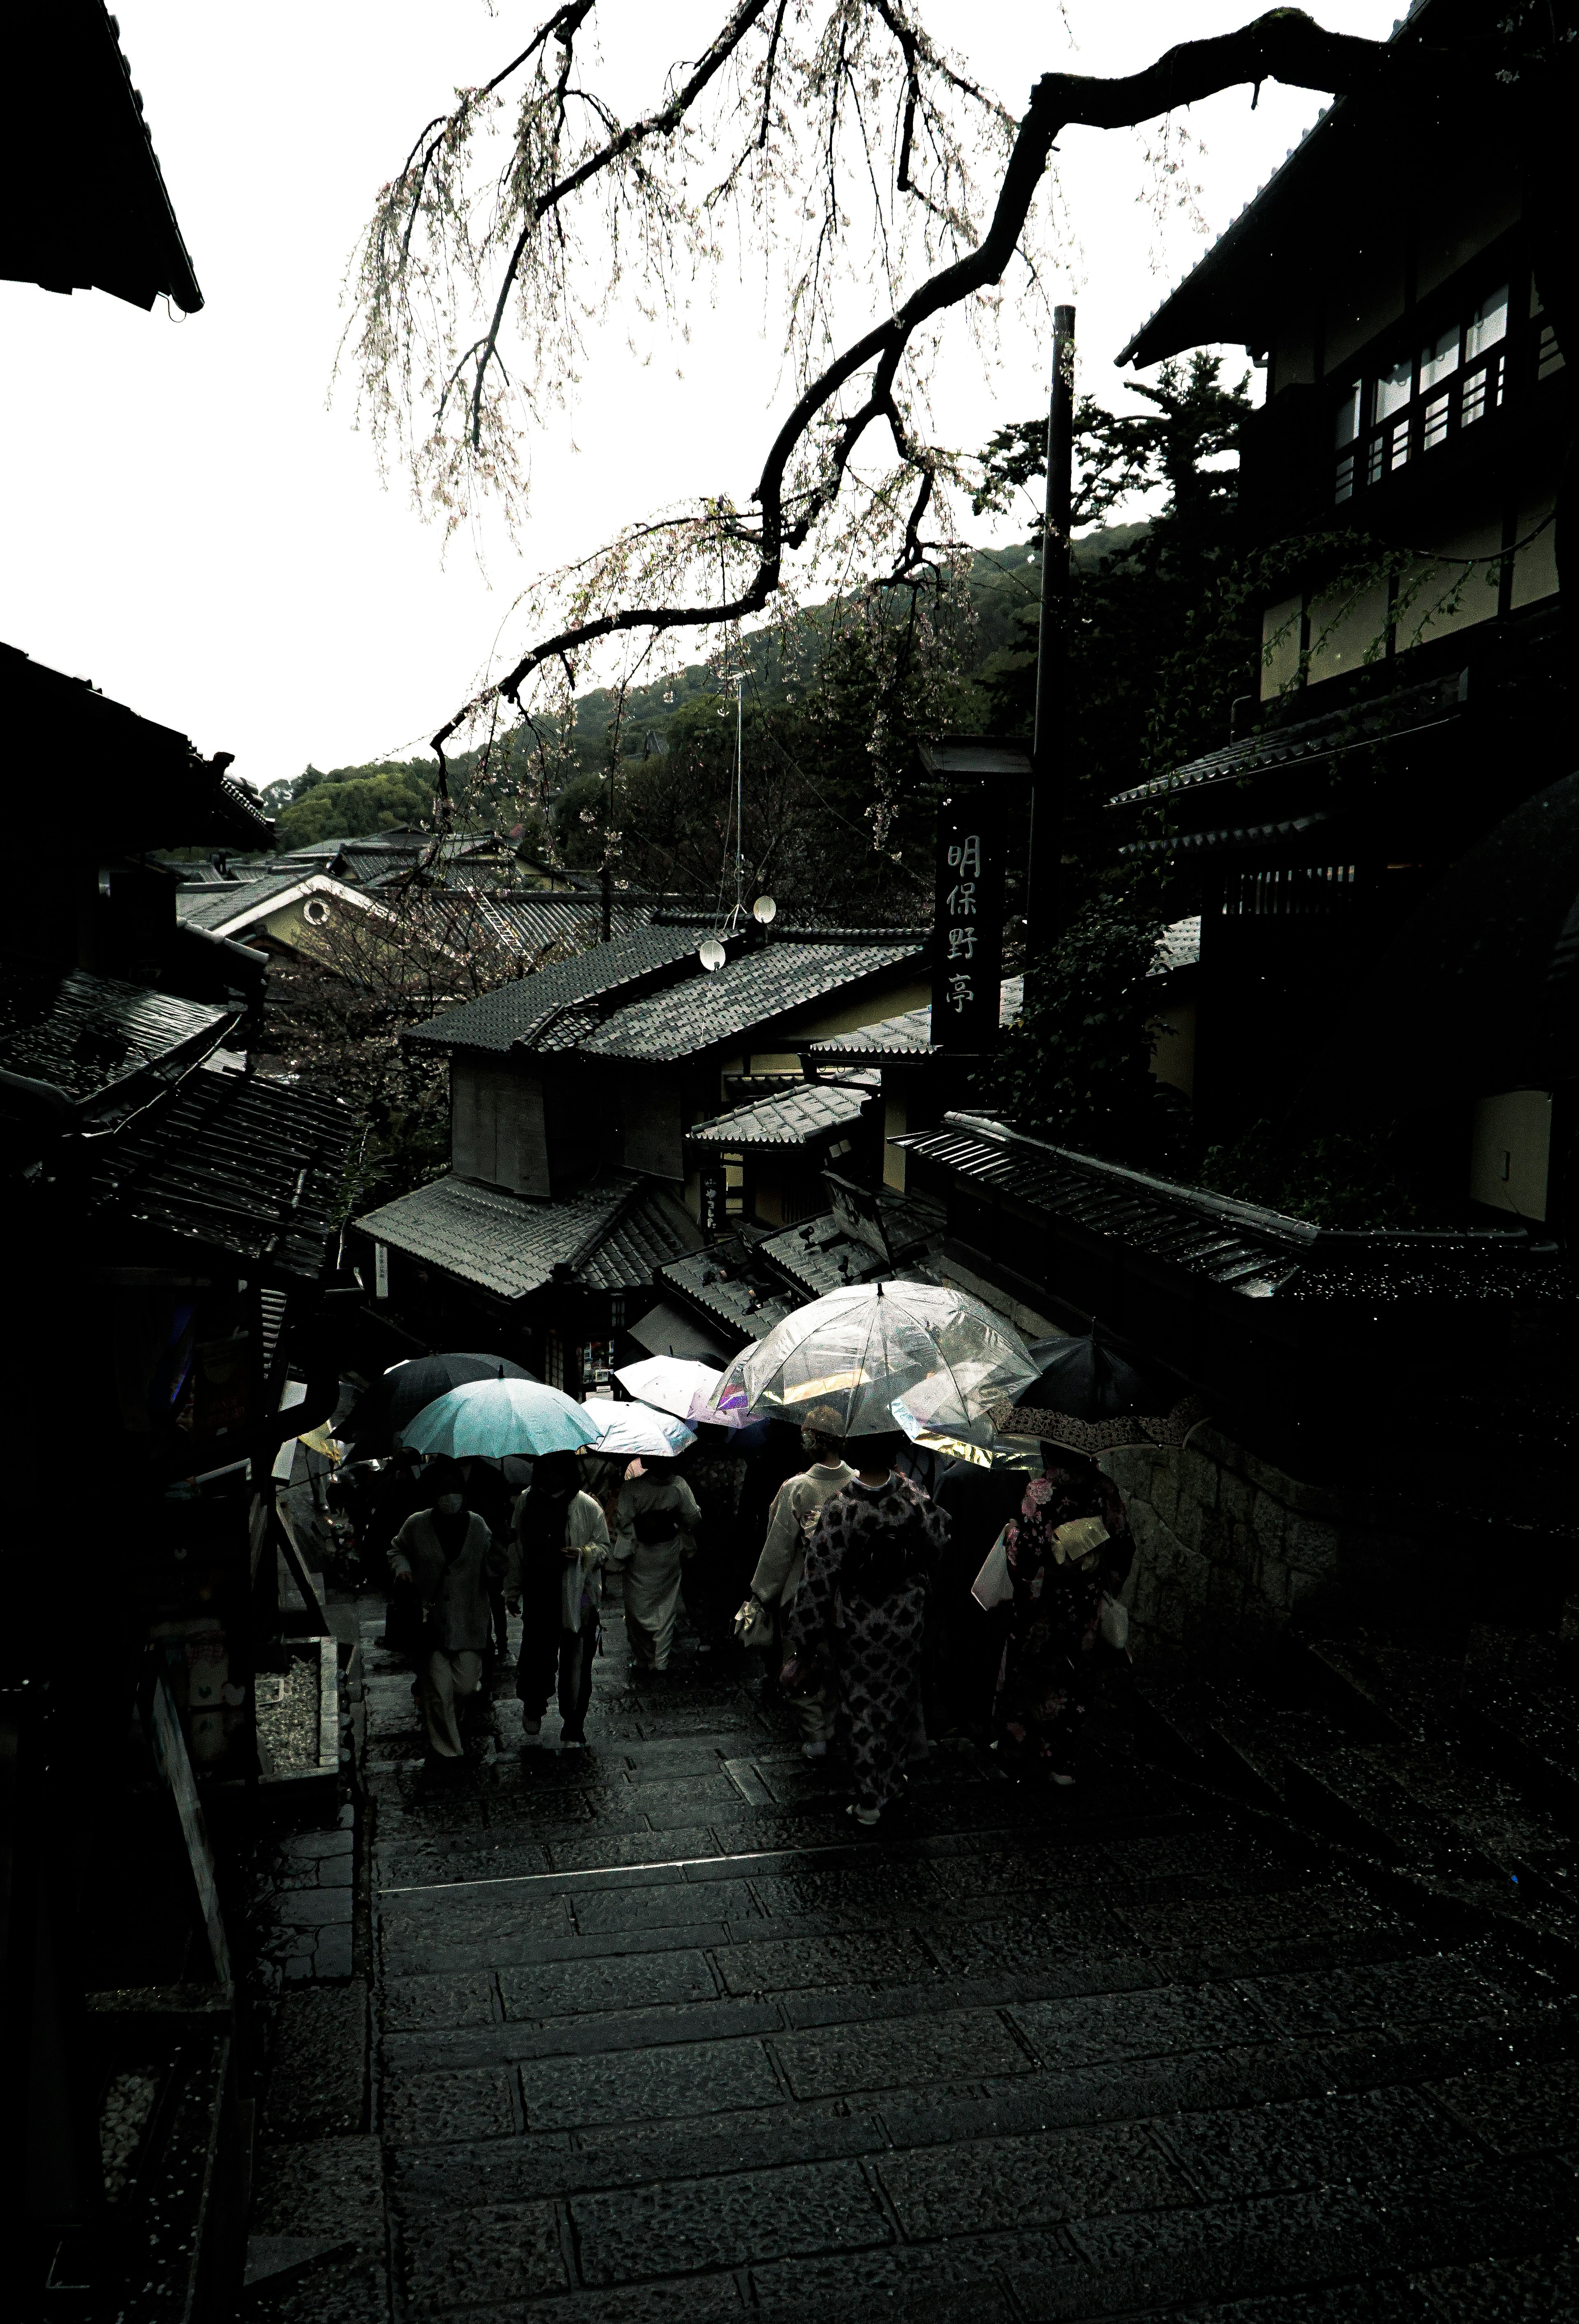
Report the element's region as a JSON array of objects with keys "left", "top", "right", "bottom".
[
  {"left": 461, "top": 1456, "right": 515, "bottom": 1664},
  {"left": 680, "top": 1423, "right": 749, "bottom": 1653},
  {"left": 926, "top": 1457, "right": 1033, "bottom": 1741},
  {"left": 612, "top": 1456, "right": 700, "bottom": 1675},
  {"left": 505, "top": 1450, "right": 610, "bottom": 1749},
  {"left": 747, "top": 1406, "right": 853, "bottom": 1758},
  {"left": 993, "top": 1446, "right": 1134, "bottom": 1785},
  {"left": 784, "top": 1431, "right": 948, "bottom": 1825},
  {"left": 389, "top": 1457, "right": 505, "bottom": 1760},
  {"left": 366, "top": 1447, "right": 427, "bottom": 1661}
]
